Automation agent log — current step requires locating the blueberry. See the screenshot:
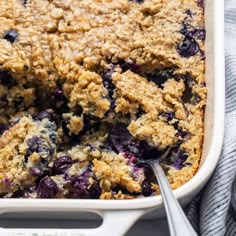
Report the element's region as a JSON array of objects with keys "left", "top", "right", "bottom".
[
  {"left": 79, "top": 114, "right": 100, "bottom": 135},
  {"left": 108, "top": 123, "right": 132, "bottom": 153},
  {"left": 136, "top": 107, "right": 145, "bottom": 119},
  {"left": 180, "top": 24, "right": 189, "bottom": 36},
  {"left": 53, "top": 156, "right": 73, "bottom": 175},
  {"left": 177, "top": 37, "right": 199, "bottom": 58},
  {"left": 181, "top": 75, "right": 201, "bottom": 104},
  {"left": 180, "top": 24, "right": 205, "bottom": 41},
  {"left": 185, "top": 9, "right": 193, "bottom": 17},
  {"left": 142, "top": 181, "right": 153, "bottom": 196},
  {"left": 37, "top": 176, "right": 58, "bottom": 198},
  {"left": 194, "top": 29, "right": 206, "bottom": 40},
  {"left": 3, "top": 30, "right": 18, "bottom": 44},
  {"left": 11, "top": 189, "right": 24, "bottom": 198},
  {"left": 27, "top": 136, "right": 43, "bottom": 153},
  {"left": 163, "top": 147, "right": 188, "bottom": 170},
  {"left": 129, "top": 0, "right": 144, "bottom": 4},
  {"left": 108, "top": 123, "right": 165, "bottom": 159},
  {"left": 162, "top": 111, "right": 175, "bottom": 122},
  {"left": 51, "top": 88, "right": 69, "bottom": 114},
  {"left": 101, "top": 68, "right": 116, "bottom": 112},
  {"left": 176, "top": 129, "right": 188, "bottom": 139},
  {"left": 0, "top": 124, "right": 8, "bottom": 135},
  {"left": 145, "top": 68, "right": 174, "bottom": 88},
  {"left": 182, "top": 80, "right": 193, "bottom": 103},
  {"left": 74, "top": 105, "right": 83, "bottom": 116},
  {"left": 35, "top": 111, "right": 56, "bottom": 121},
  {"left": 67, "top": 166, "right": 101, "bottom": 199},
  {"left": 0, "top": 71, "right": 14, "bottom": 87},
  {"left": 118, "top": 60, "right": 140, "bottom": 73},
  {"left": 124, "top": 152, "right": 137, "bottom": 164}
]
